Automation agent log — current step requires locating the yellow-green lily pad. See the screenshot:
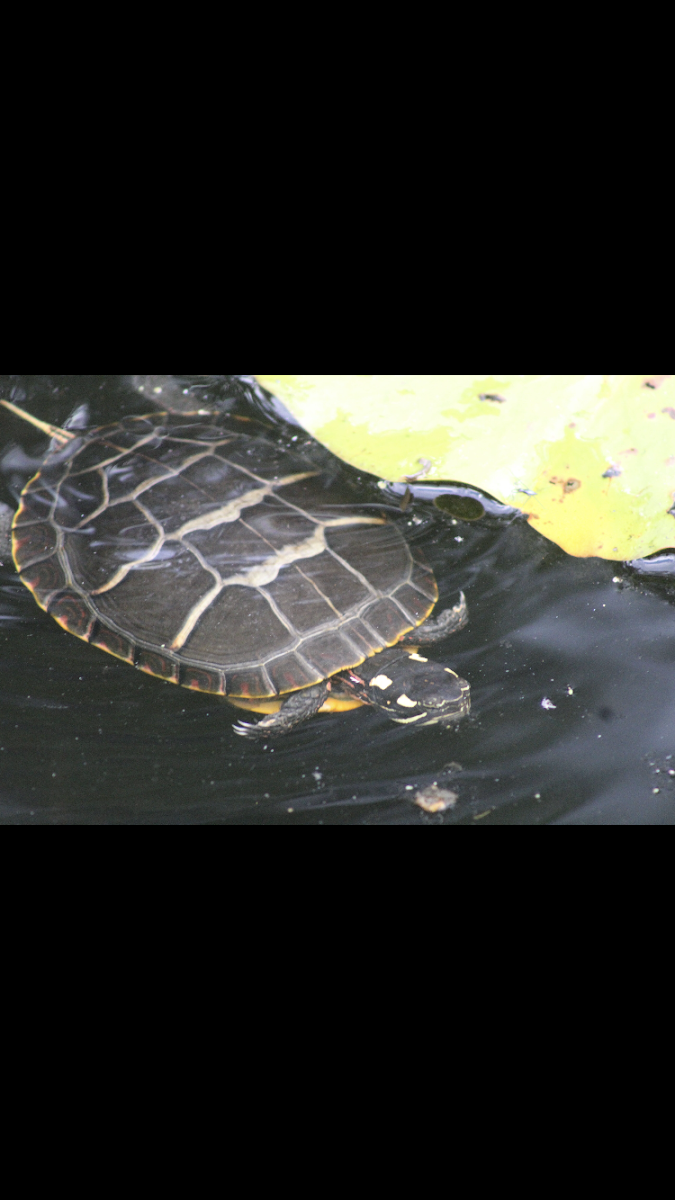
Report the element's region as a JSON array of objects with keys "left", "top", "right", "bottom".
[{"left": 255, "top": 374, "right": 675, "bottom": 560}]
